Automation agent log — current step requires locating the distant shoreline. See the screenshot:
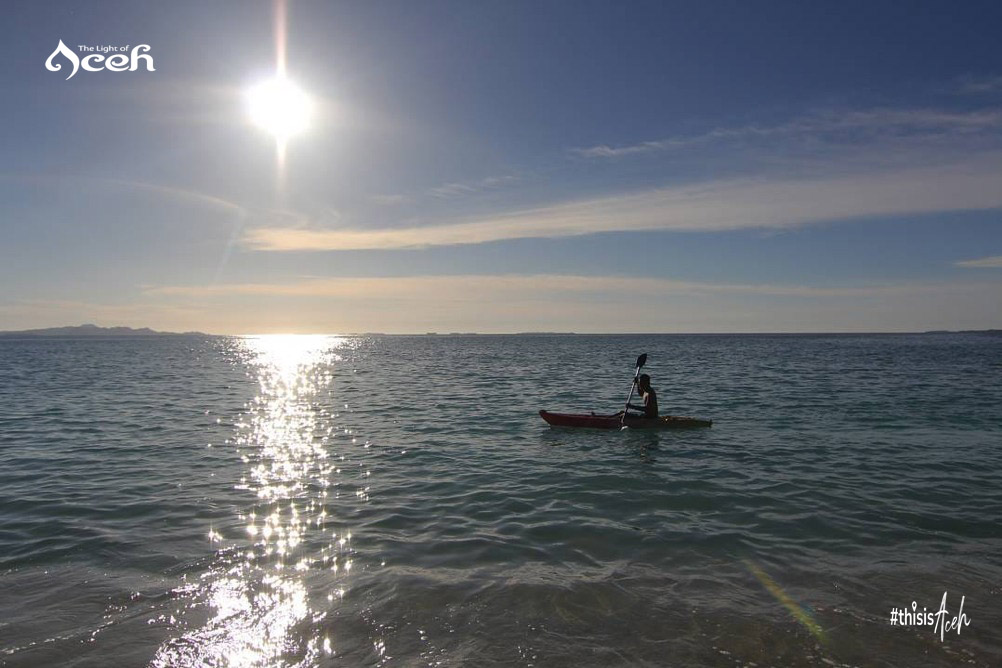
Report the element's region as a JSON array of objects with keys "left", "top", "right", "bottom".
[{"left": 0, "top": 324, "right": 209, "bottom": 337}]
